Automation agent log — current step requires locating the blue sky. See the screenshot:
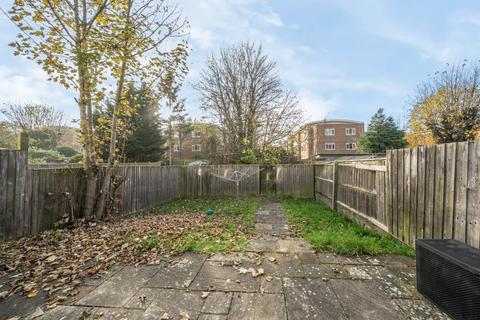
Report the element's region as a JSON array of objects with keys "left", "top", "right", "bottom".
[{"left": 1, "top": 0, "right": 480, "bottom": 127}]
